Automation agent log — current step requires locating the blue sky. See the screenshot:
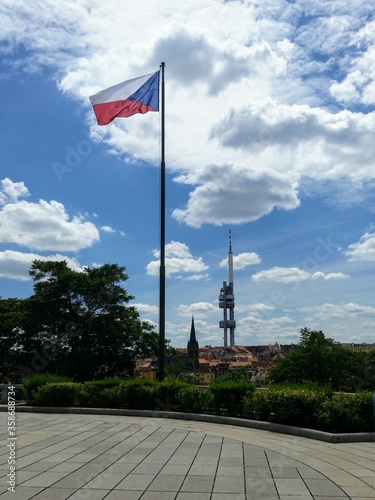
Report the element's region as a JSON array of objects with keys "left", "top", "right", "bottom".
[{"left": 1, "top": 0, "right": 375, "bottom": 347}]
